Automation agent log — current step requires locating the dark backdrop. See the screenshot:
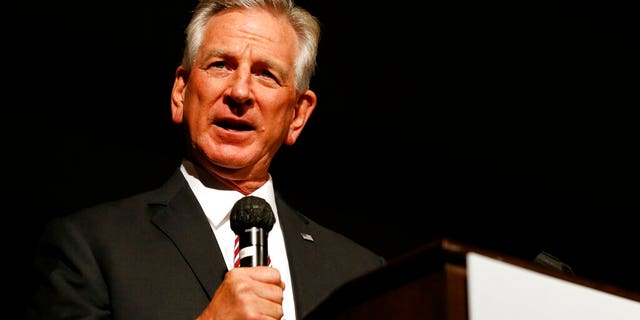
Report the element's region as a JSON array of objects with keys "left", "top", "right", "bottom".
[{"left": 9, "top": 0, "right": 638, "bottom": 314}]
